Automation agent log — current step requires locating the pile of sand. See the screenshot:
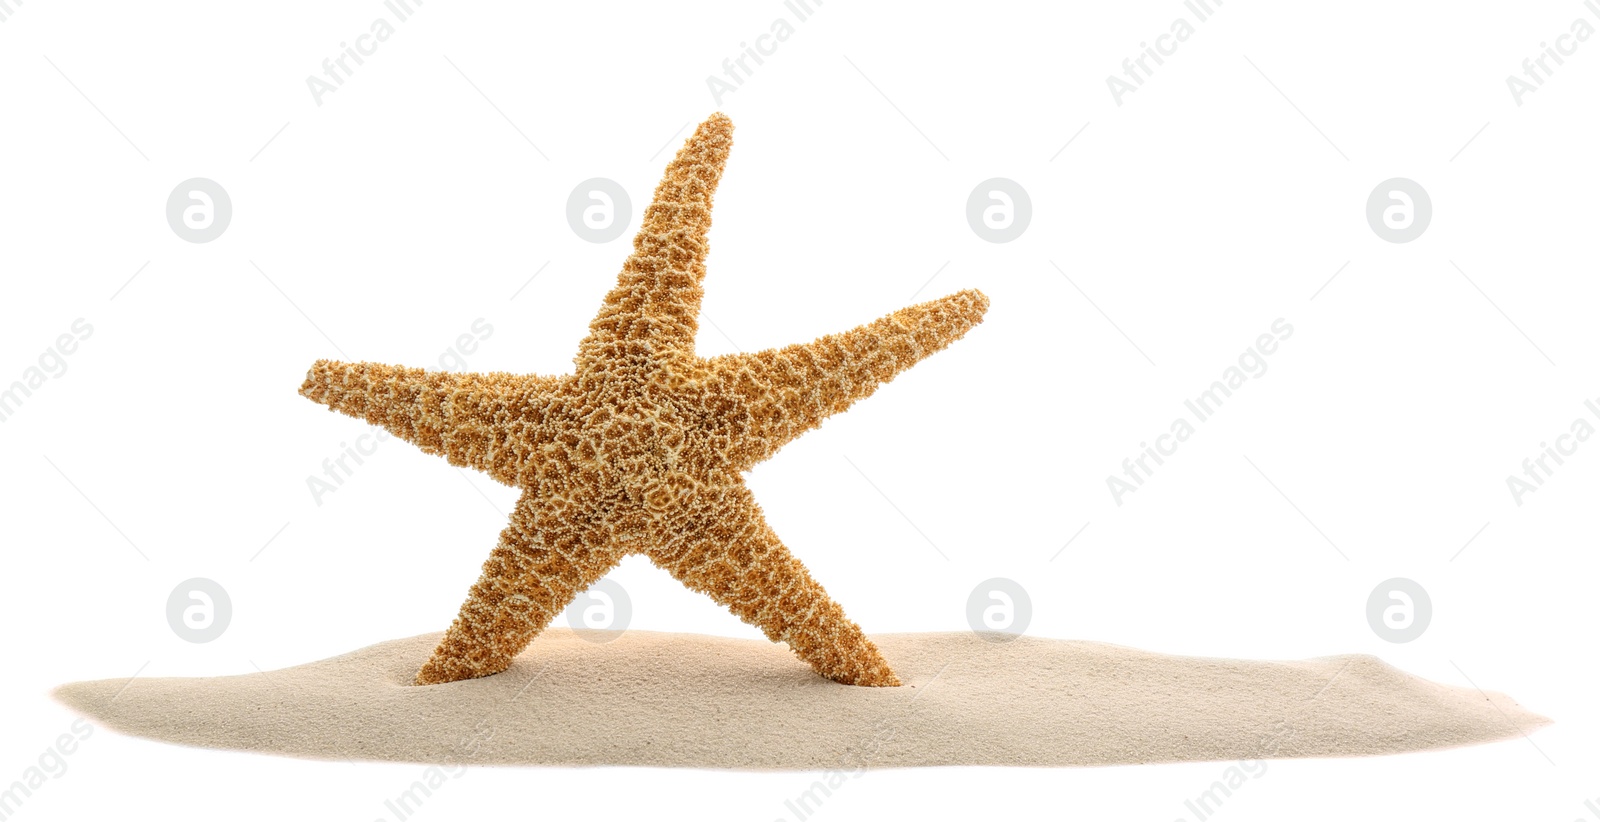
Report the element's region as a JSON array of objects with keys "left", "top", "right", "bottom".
[{"left": 53, "top": 629, "right": 1548, "bottom": 768}]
